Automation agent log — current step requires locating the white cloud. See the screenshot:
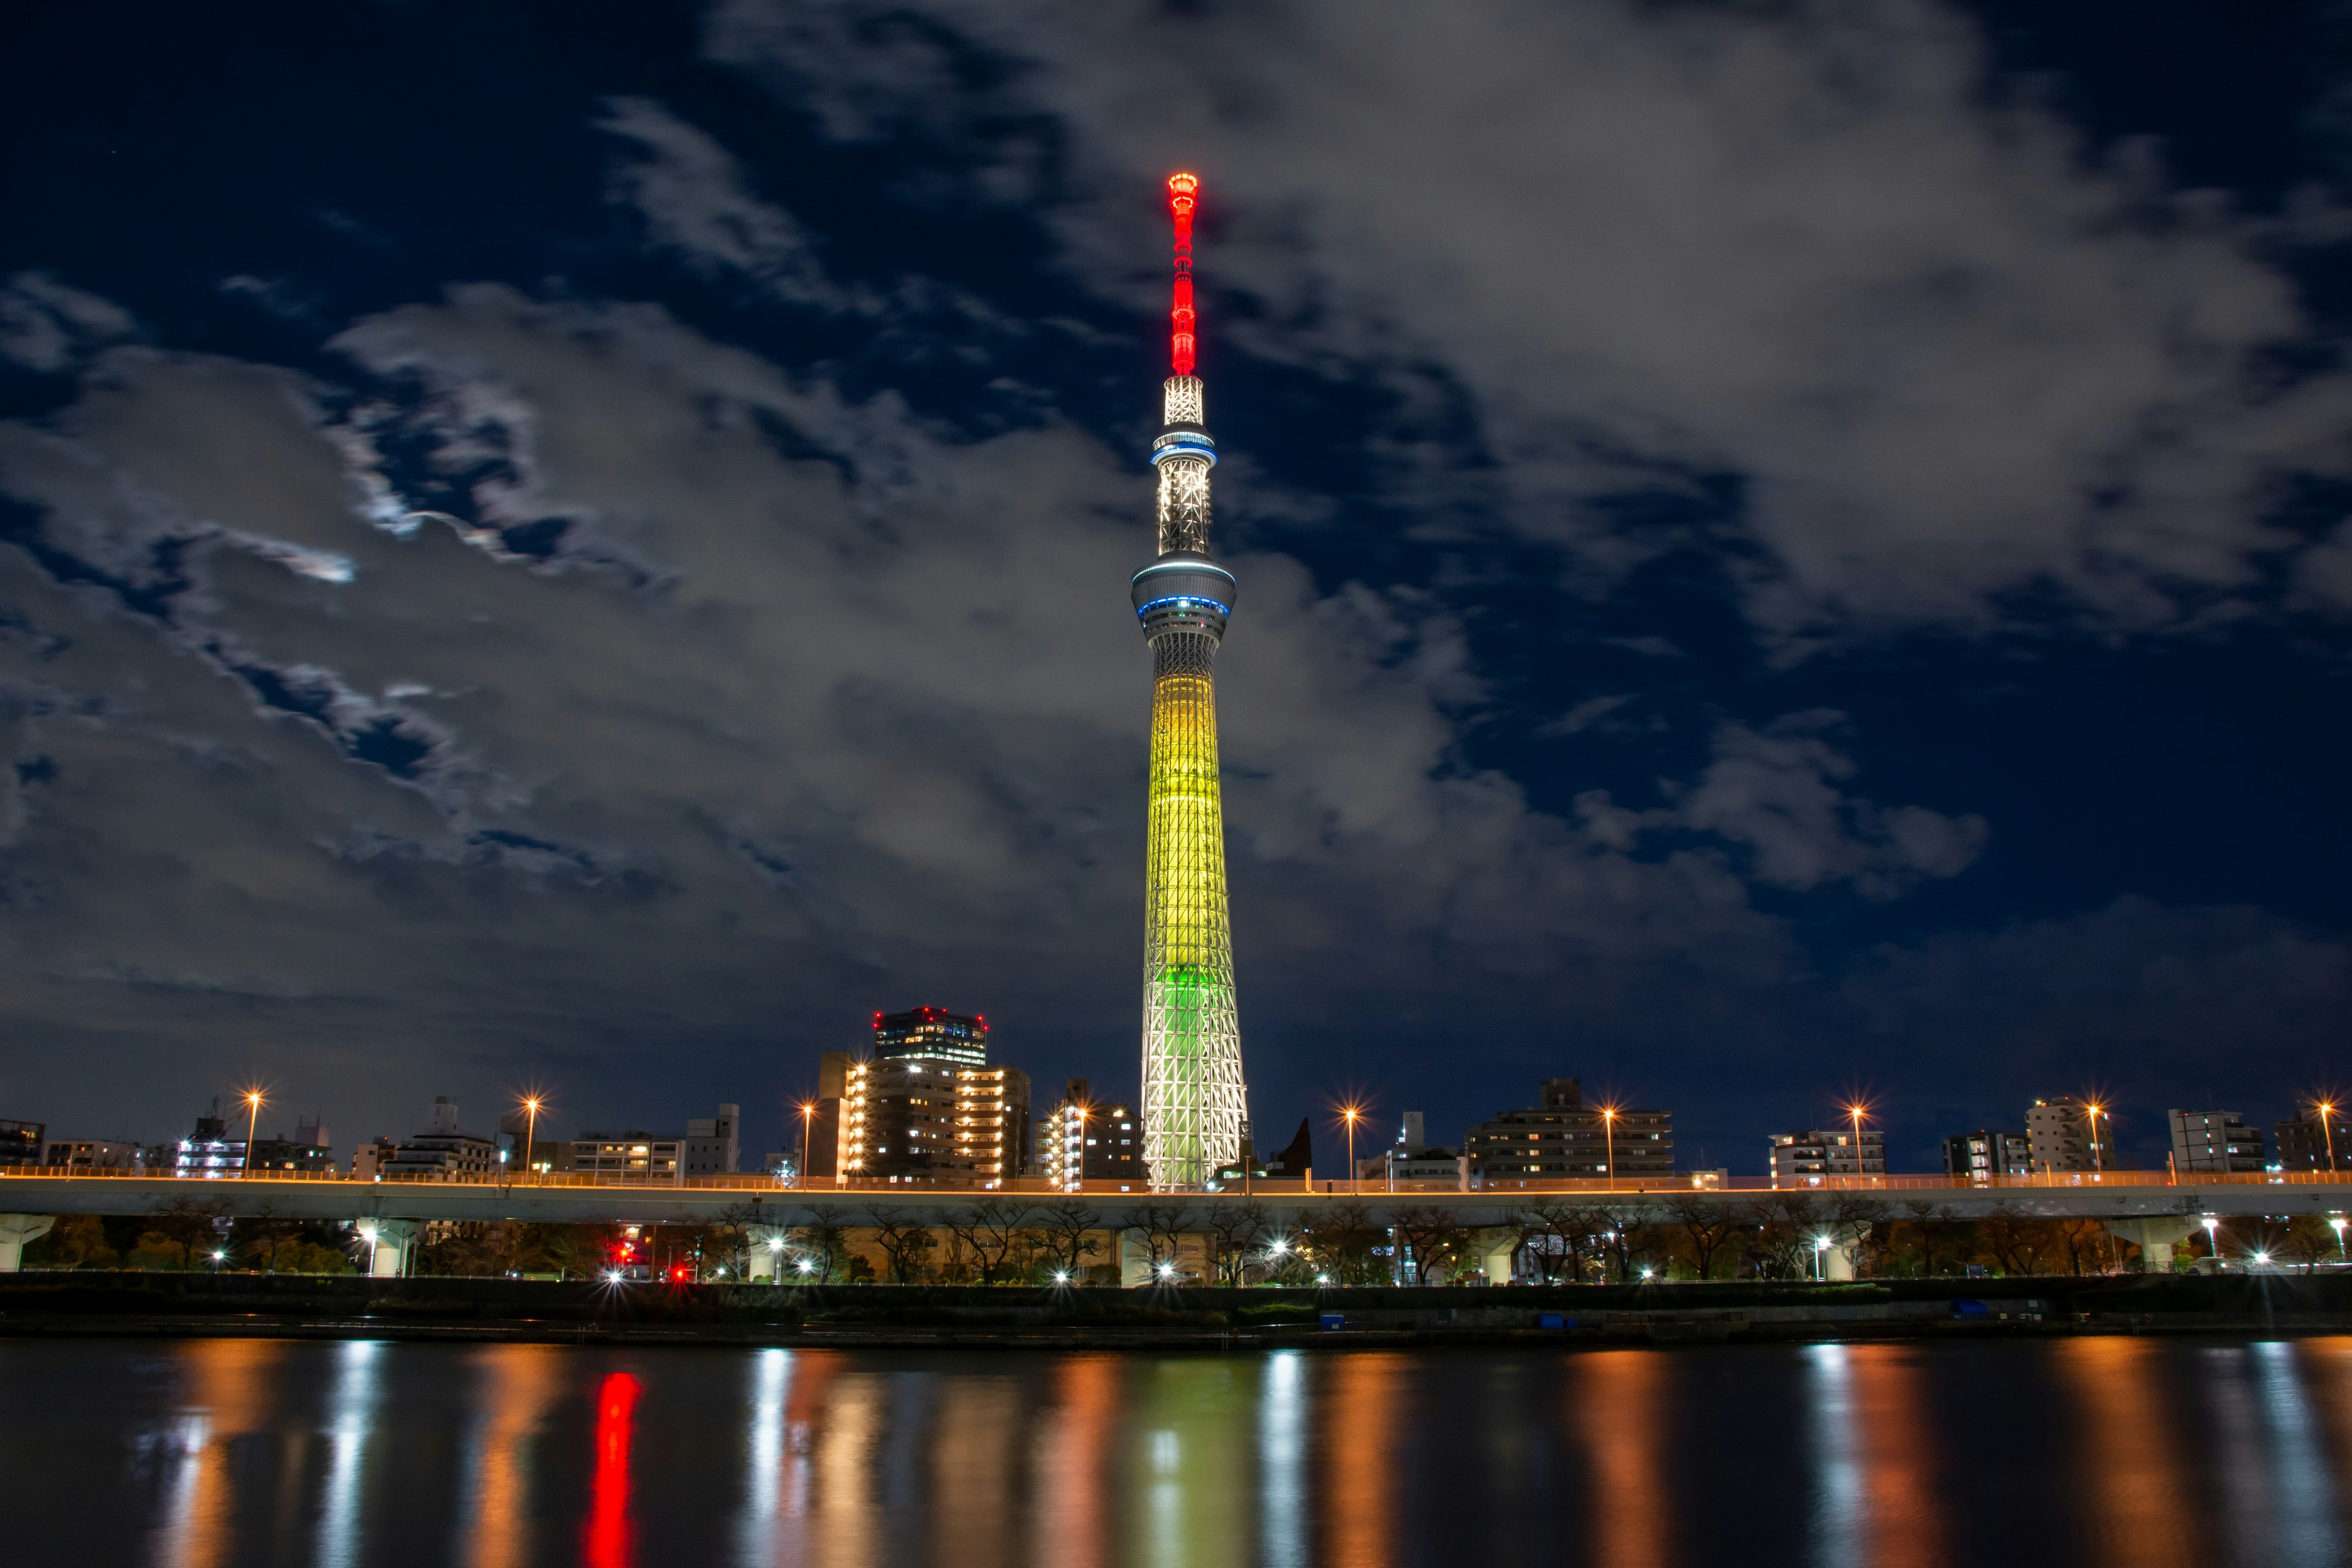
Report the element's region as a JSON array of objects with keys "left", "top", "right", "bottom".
[
  {"left": 709, "top": 0, "right": 2352, "bottom": 641},
  {"left": 0, "top": 273, "right": 134, "bottom": 372}
]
